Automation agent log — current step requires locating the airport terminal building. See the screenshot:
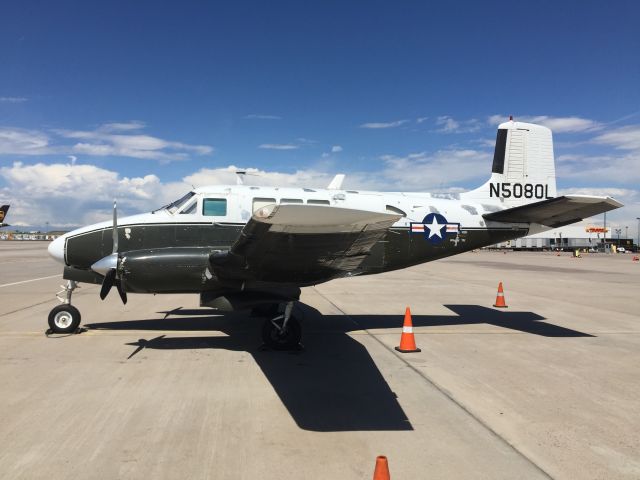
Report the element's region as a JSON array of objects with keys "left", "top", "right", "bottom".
[{"left": 491, "top": 225, "right": 636, "bottom": 251}]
